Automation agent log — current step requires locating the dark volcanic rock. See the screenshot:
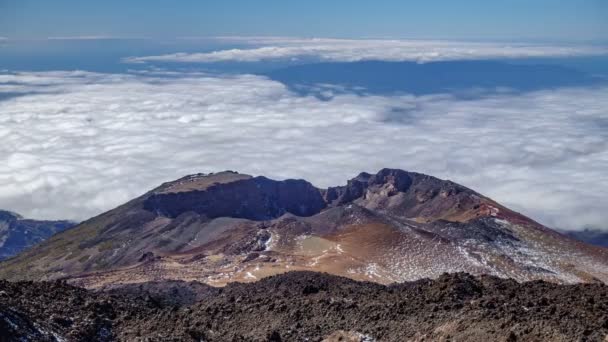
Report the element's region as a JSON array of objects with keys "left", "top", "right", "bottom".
[
  {"left": 143, "top": 168, "right": 485, "bottom": 223},
  {"left": 1, "top": 271, "right": 608, "bottom": 341},
  {"left": 99, "top": 279, "right": 218, "bottom": 307},
  {"left": 326, "top": 168, "right": 491, "bottom": 222},
  {"left": 144, "top": 176, "right": 327, "bottom": 220}
]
